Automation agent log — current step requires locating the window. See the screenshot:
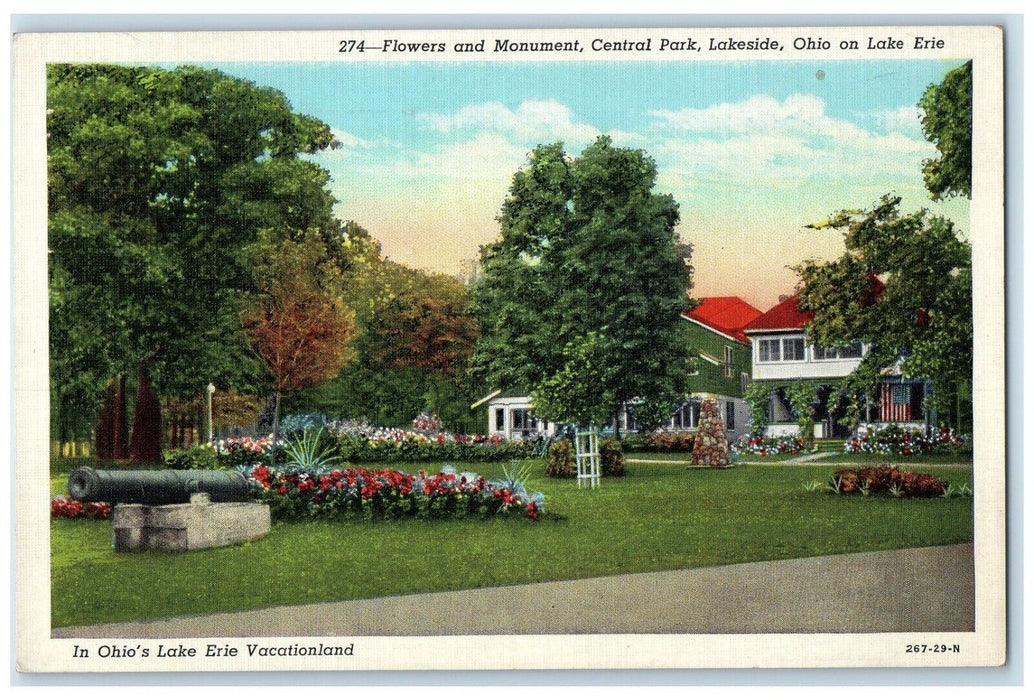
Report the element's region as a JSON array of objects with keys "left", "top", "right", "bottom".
[
  {"left": 758, "top": 338, "right": 780, "bottom": 362},
  {"left": 723, "top": 346, "right": 734, "bottom": 377},
  {"left": 741, "top": 372, "right": 749, "bottom": 394},
  {"left": 511, "top": 408, "right": 532, "bottom": 434},
  {"left": 814, "top": 340, "right": 863, "bottom": 360},
  {"left": 839, "top": 341, "right": 863, "bottom": 358},
  {"left": 494, "top": 408, "right": 505, "bottom": 431},
  {"left": 671, "top": 401, "right": 700, "bottom": 429},
  {"left": 782, "top": 337, "right": 805, "bottom": 361},
  {"left": 725, "top": 401, "right": 735, "bottom": 430}
]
